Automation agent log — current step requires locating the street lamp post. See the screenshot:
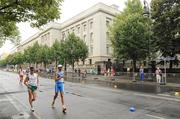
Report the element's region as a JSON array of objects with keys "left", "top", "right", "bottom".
[{"left": 143, "top": 0, "right": 152, "bottom": 80}]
